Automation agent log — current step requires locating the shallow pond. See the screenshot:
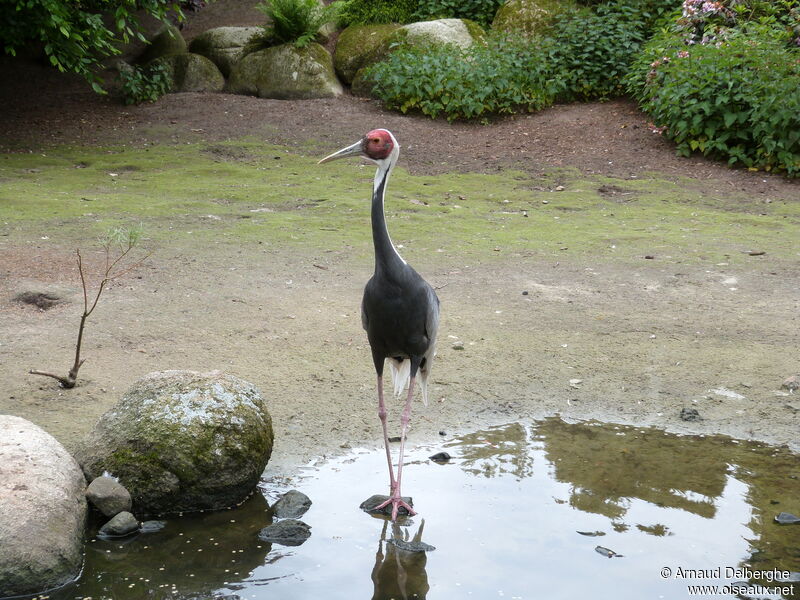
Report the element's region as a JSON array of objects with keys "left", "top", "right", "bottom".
[{"left": 41, "top": 418, "right": 800, "bottom": 600}]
